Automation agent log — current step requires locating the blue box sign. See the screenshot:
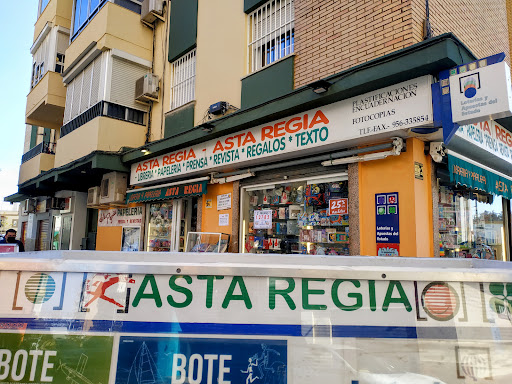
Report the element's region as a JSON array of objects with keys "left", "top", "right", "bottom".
[
  {"left": 375, "top": 192, "right": 400, "bottom": 244},
  {"left": 115, "top": 336, "right": 287, "bottom": 384}
]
